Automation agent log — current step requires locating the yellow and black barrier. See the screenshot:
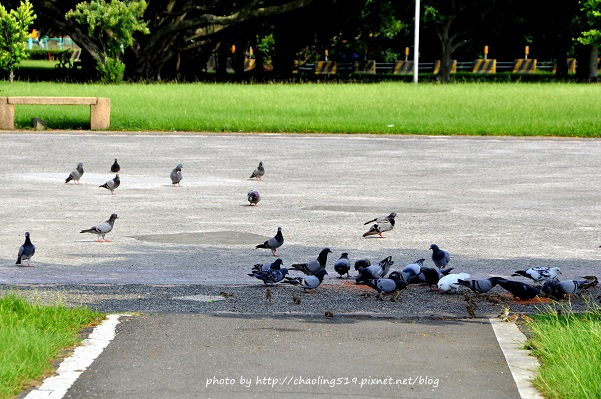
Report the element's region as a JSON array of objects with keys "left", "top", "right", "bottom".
[
  {"left": 553, "top": 59, "right": 576, "bottom": 74},
  {"left": 433, "top": 60, "right": 457, "bottom": 74},
  {"left": 393, "top": 60, "right": 414, "bottom": 75},
  {"left": 244, "top": 58, "right": 256, "bottom": 72},
  {"left": 512, "top": 59, "right": 537, "bottom": 73},
  {"left": 356, "top": 60, "right": 376, "bottom": 74},
  {"left": 315, "top": 61, "right": 336, "bottom": 75},
  {"left": 472, "top": 59, "right": 496, "bottom": 74}
]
